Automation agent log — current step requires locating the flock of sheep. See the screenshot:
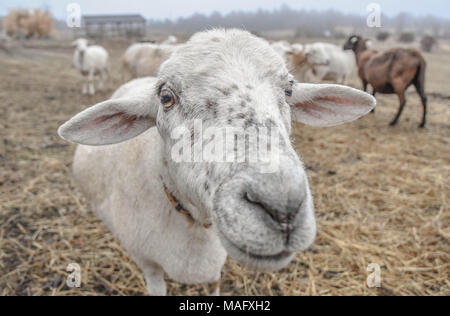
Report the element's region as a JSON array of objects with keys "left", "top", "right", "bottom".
[
  {"left": 73, "top": 30, "right": 427, "bottom": 127},
  {"left": 74, "top": 35, "right": 357, "bottom": 94},
  {"left": 271, "top": 40, "right": 356, "bottom": 84},
  {"left": 64, "top": 28, "right": 428, "bottom": 295}
]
